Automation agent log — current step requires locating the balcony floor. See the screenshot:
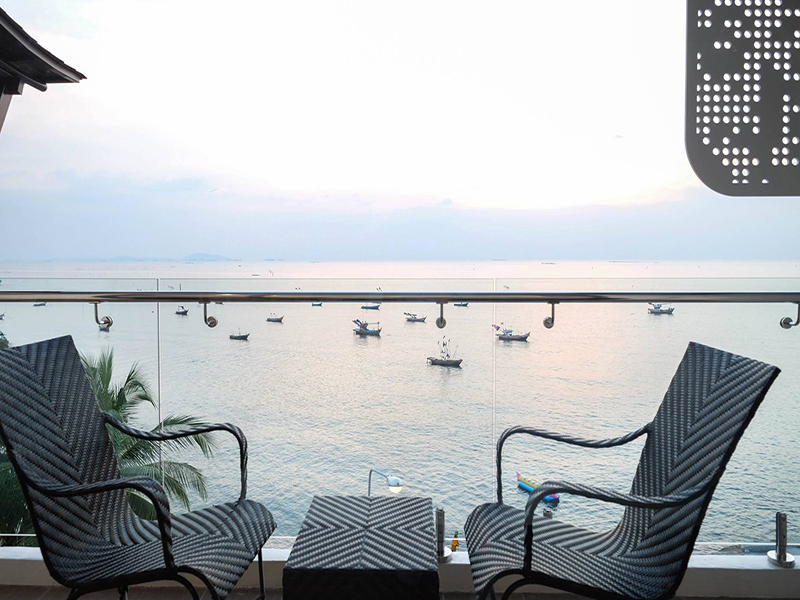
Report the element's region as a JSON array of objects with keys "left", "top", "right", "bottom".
[
  {"left": 0, "top": 589, "right": 762, "bottom": 600},
  {"left": 0, "top": 587, "right": 580, "bottom": 600}
]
